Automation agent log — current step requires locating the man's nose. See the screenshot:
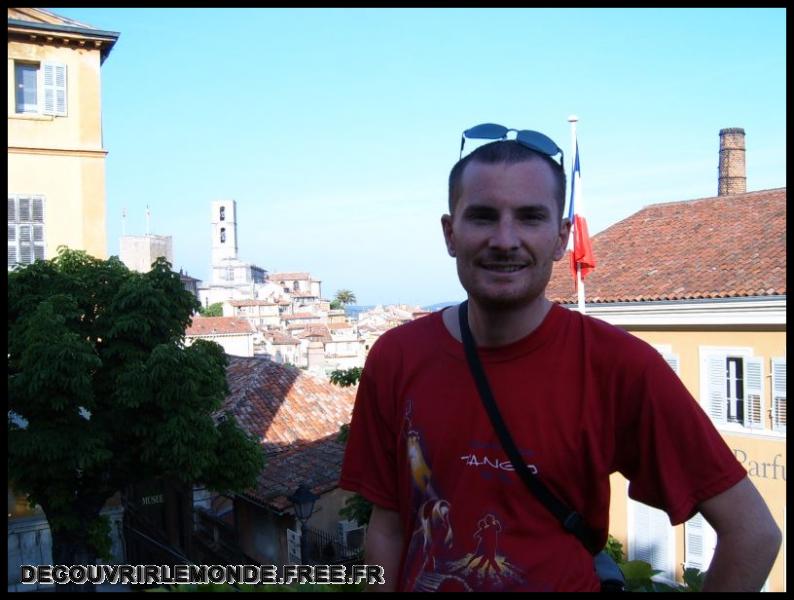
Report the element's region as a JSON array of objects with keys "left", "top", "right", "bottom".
[{"left": 488, "top": 218, "right": 519, "bottom": 250}]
